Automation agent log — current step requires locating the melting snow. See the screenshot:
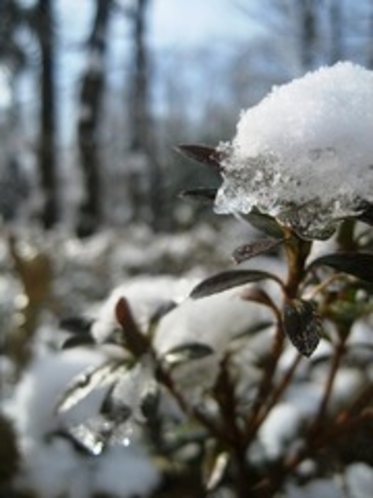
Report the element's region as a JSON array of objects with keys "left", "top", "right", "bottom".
[{"left": 215, "top": 62, "right": 373, "bottom": 239}]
